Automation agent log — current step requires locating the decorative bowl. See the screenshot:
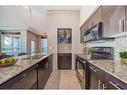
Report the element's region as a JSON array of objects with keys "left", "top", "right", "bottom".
[{"left": 0, "top": 58, "right": 17, "bottom": 67}]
